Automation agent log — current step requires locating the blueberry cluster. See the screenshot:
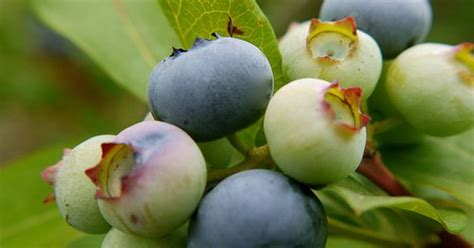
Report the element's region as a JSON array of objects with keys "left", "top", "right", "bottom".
[{"left": 42, "top": 1, "right": 473, "bottom": 247}]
